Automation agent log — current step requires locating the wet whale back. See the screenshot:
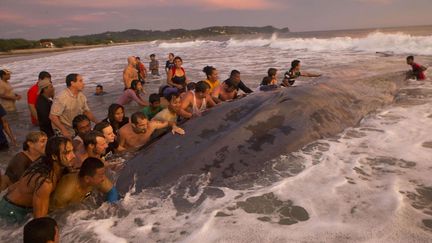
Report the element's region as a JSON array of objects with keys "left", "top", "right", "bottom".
[{"left": 116, "top": 72, "right": 404, "bottom": 194}]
